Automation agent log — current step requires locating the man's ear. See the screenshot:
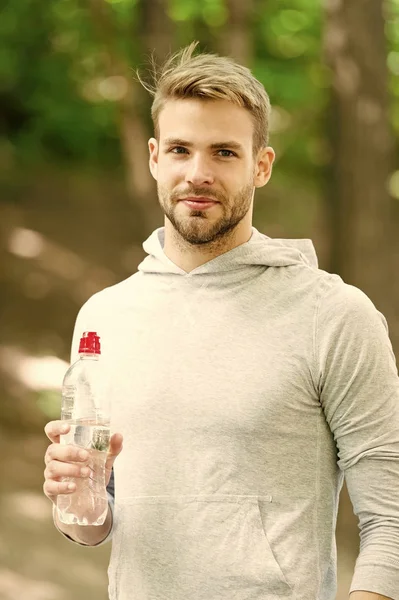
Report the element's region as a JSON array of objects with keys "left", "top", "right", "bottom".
[
  {"left": 254, "top": 146, "right": 275, "bottom": 188},
  {"left": 148, "top": 138, "right": 159, "bottom": 181}
]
